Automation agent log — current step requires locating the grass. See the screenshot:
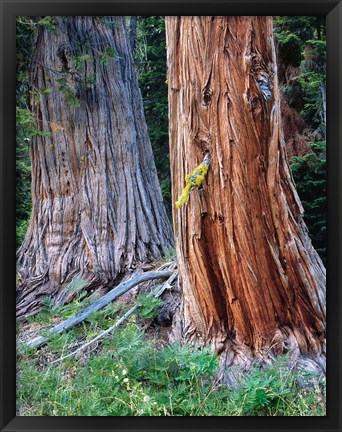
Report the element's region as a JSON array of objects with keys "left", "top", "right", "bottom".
[{"left": 16, "top": 297, "right": 326, "bottom": 416}]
